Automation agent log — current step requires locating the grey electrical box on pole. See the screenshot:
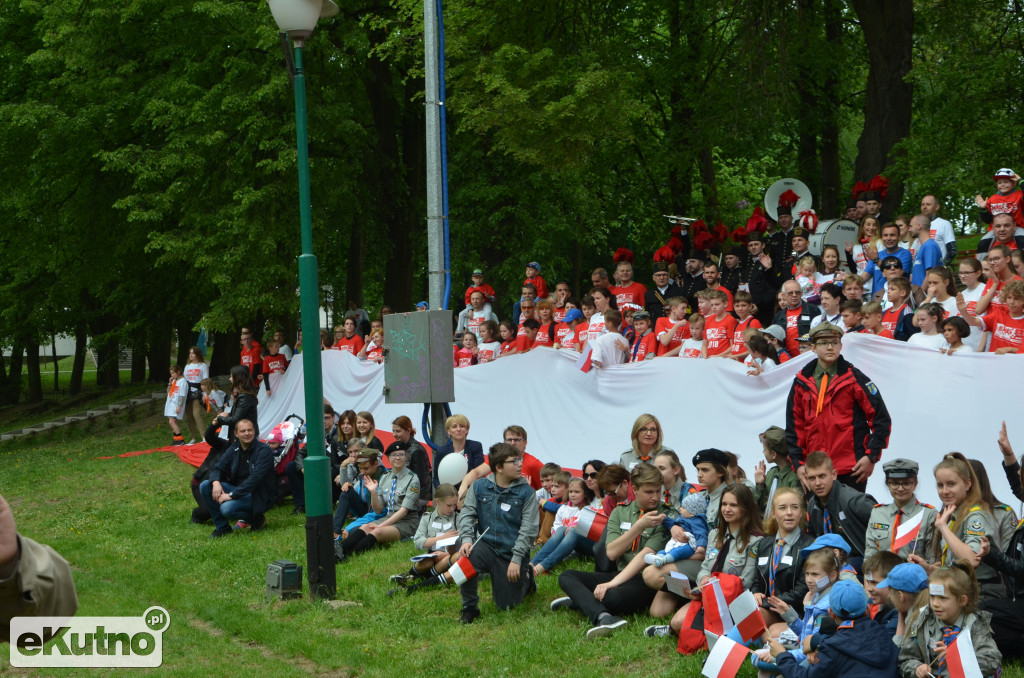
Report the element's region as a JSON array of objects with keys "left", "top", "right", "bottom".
[{"left": 382, "top": 311, "right": 455, "bottom": 404}]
